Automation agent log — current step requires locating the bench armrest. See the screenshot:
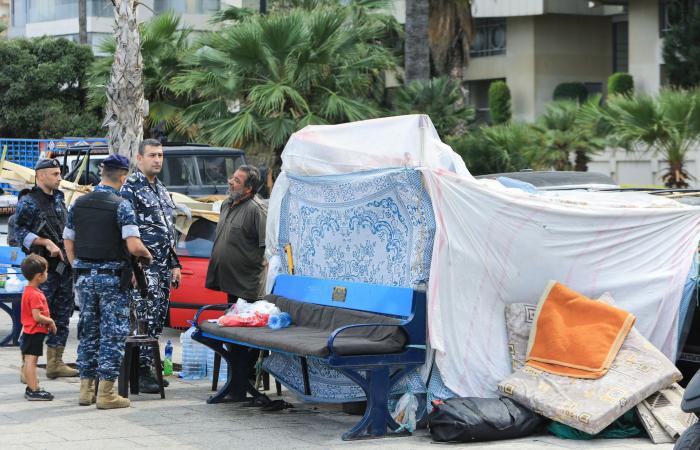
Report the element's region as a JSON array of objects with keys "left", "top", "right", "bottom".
[
  {"left": 327, "top": 322, "right": 408, "bottom": 357},
  {"left": 192, "top": 303, "right": 230, "bottom": 327}
]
